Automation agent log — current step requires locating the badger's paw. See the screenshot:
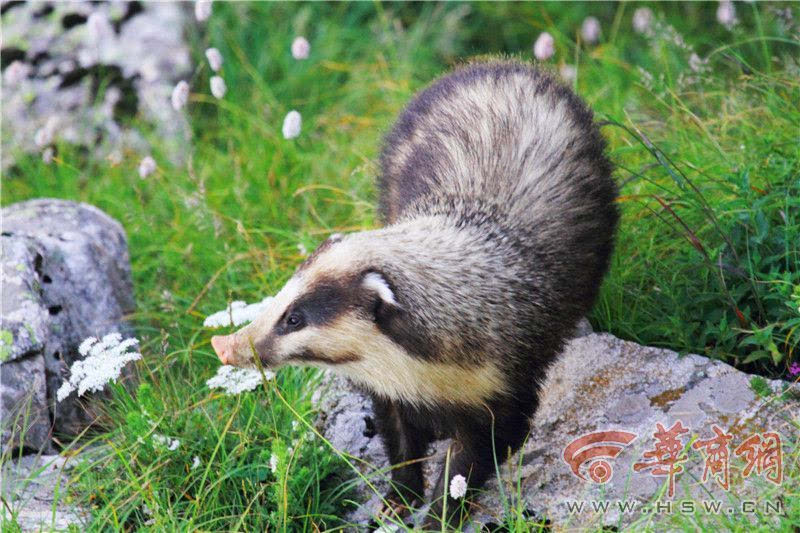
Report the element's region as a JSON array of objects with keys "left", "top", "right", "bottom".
[{"left": 369, "top": 491, "right": 417, "bottom": 530}]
